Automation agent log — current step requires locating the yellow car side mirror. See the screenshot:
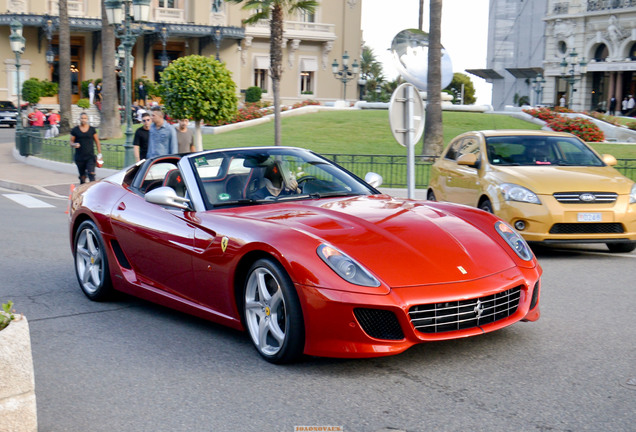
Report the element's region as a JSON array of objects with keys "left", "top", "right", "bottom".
[{"left": 457, "top": 153, "right": 478, "bottom": 167}]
